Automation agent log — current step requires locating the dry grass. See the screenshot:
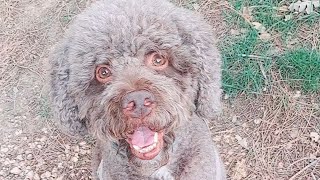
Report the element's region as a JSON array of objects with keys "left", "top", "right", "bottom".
[{"left": 0, "top": 0, "right": 319, "bottom": 179}]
